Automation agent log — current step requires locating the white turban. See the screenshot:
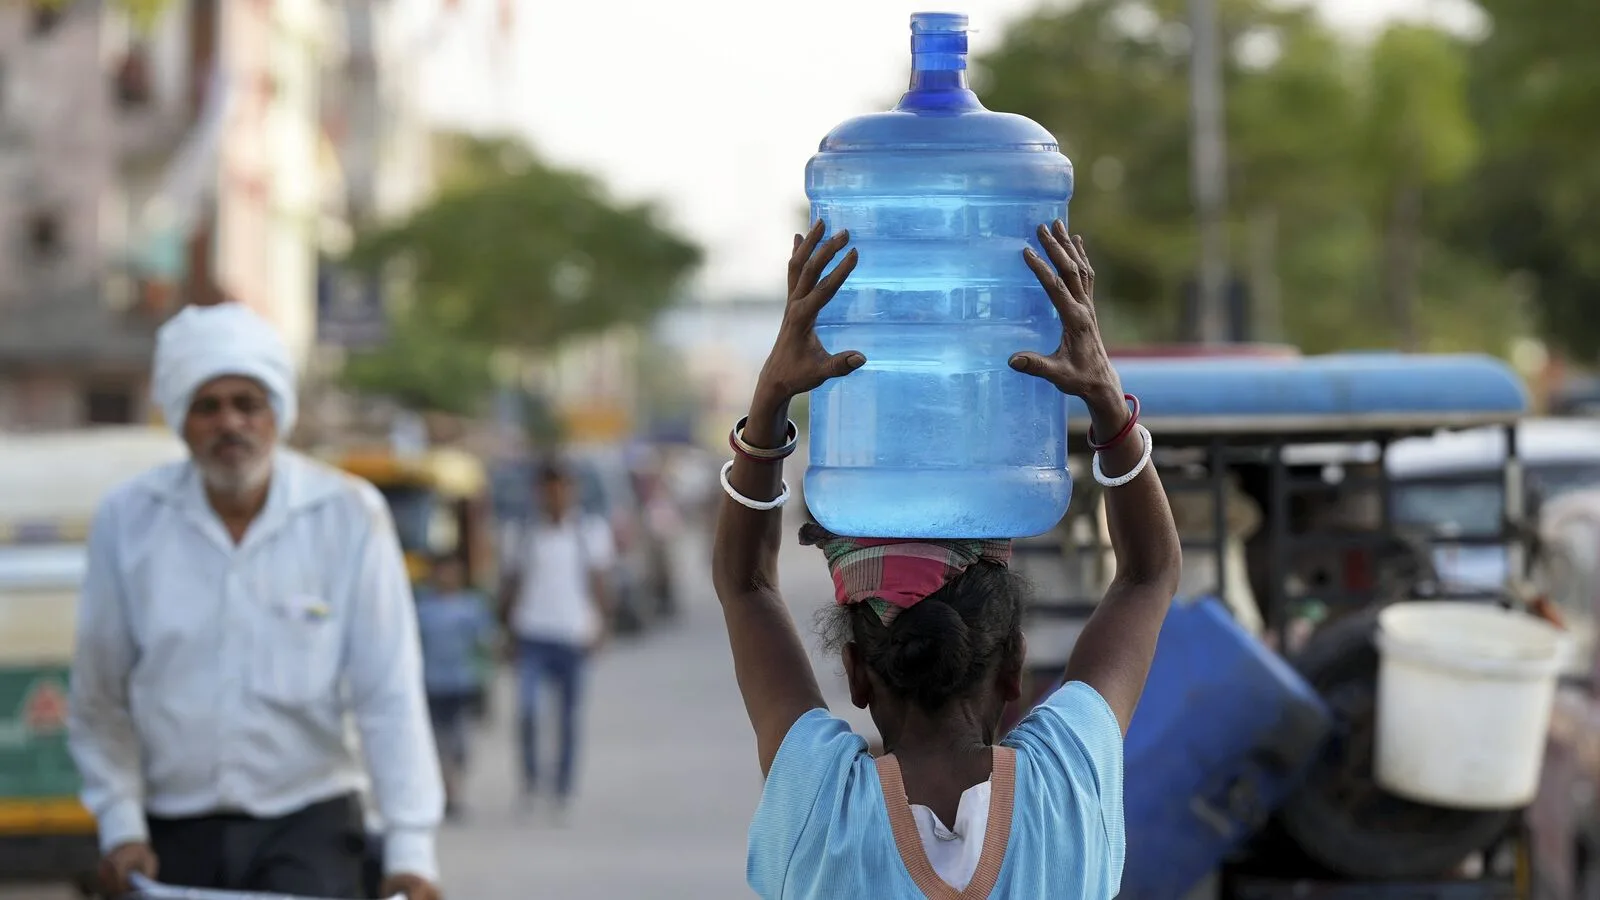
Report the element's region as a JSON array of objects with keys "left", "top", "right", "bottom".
[{"left": 151, "top": 303, "right": 297, "bottom": 438}]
